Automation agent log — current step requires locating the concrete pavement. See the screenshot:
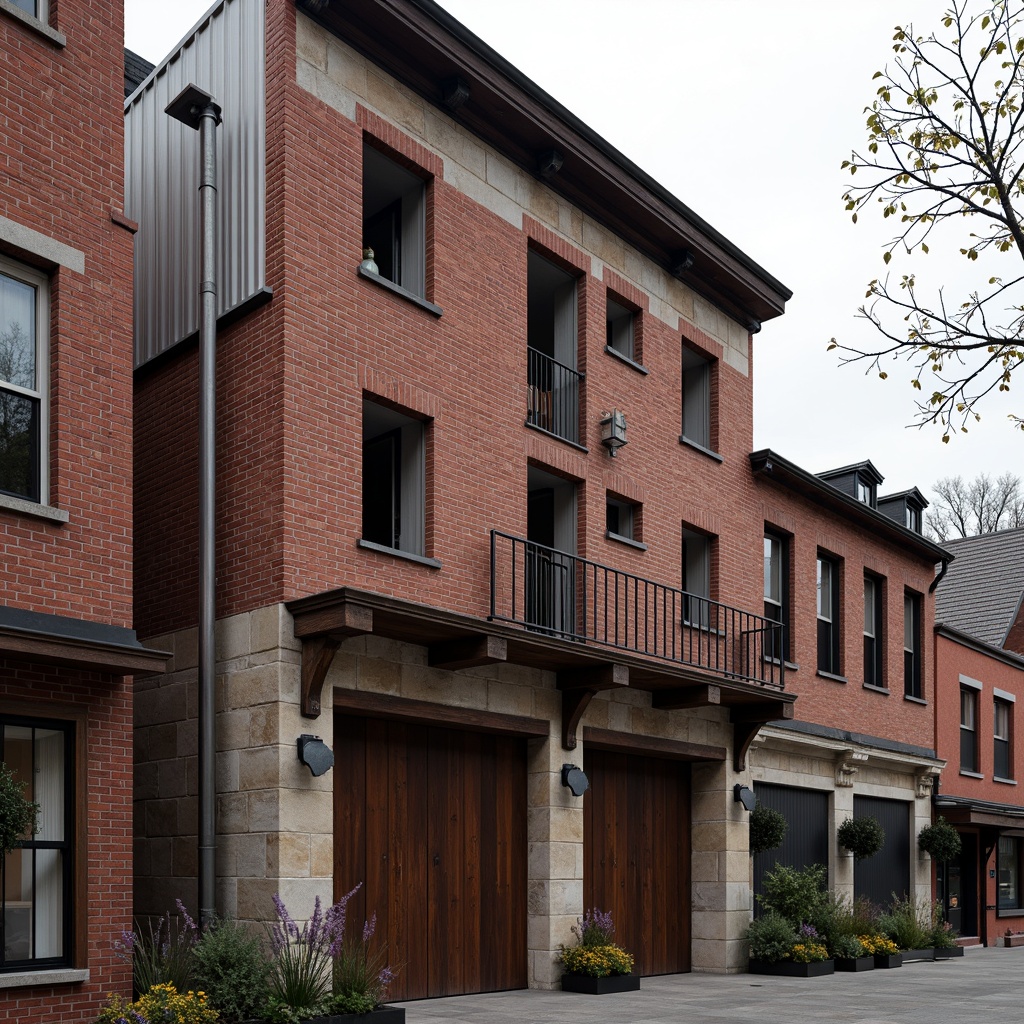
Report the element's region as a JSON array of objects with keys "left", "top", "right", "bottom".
[{"left": 394, "top": 946, "right": 1022, "bottom": 1023}]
